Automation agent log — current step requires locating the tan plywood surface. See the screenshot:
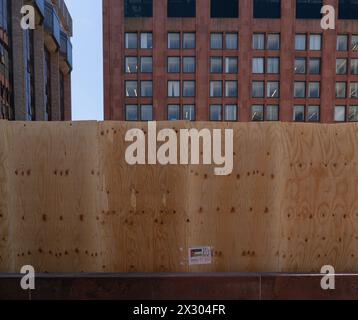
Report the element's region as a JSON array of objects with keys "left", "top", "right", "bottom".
[{"left": 0, "top": 121, "right": 357, "bottom": 273}]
